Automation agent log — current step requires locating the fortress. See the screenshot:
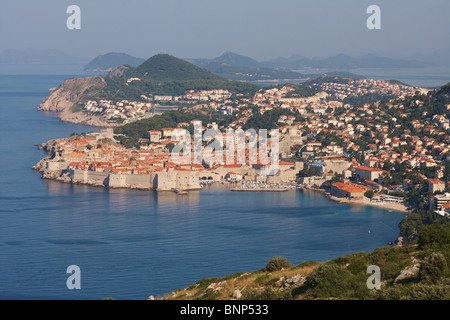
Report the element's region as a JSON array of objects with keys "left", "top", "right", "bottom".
[
  {"left": 52, "top": 168, "right": 202, "bottom": 191},
  {"left": 33, "top": 127, "right": 305, "bottom": 192}
]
